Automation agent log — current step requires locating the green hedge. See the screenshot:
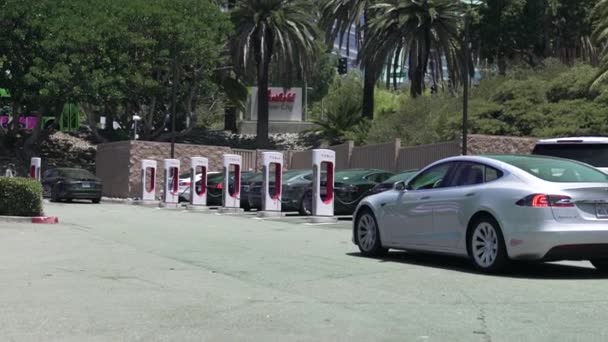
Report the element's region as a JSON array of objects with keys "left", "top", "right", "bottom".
[{"left": 0, "top": 177, "right": 43, "bottom": 217}]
